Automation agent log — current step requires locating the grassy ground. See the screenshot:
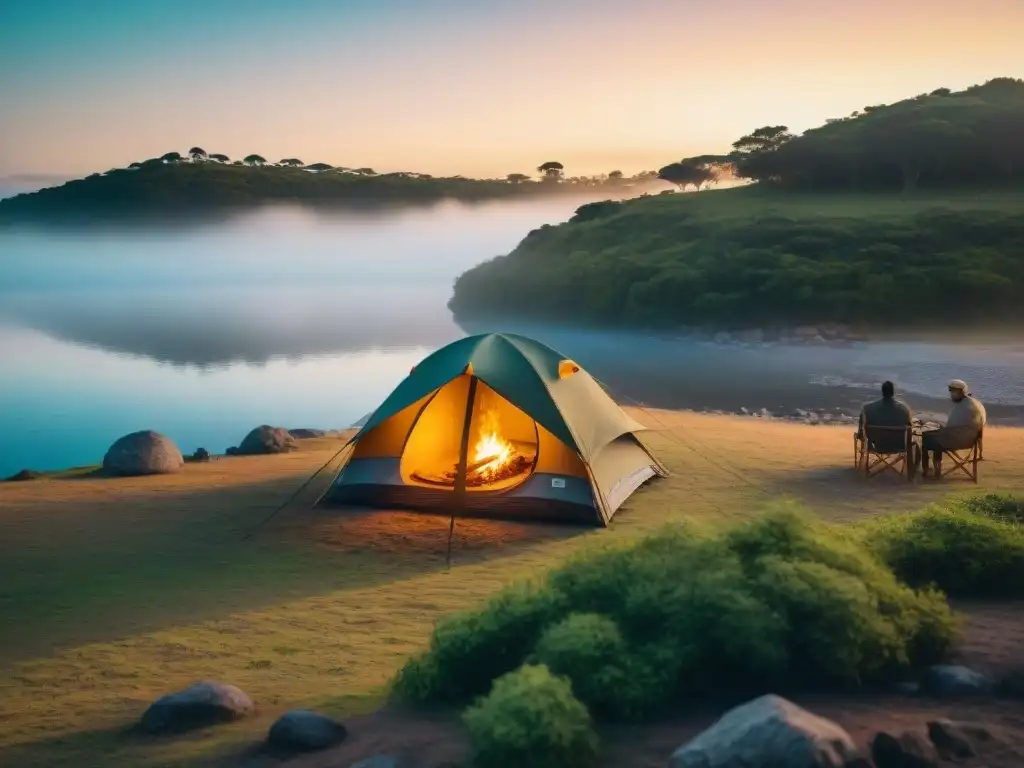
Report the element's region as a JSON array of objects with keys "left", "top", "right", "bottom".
[{"left": 1, "top": 411, "right": 1022, "bottom": 767}]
